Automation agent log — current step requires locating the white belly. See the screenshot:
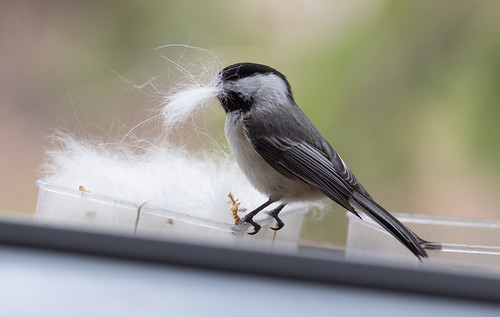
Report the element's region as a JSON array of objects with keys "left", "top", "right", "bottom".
[{"left": 225, "top": 113, "right": 321, "bottom": 202}]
